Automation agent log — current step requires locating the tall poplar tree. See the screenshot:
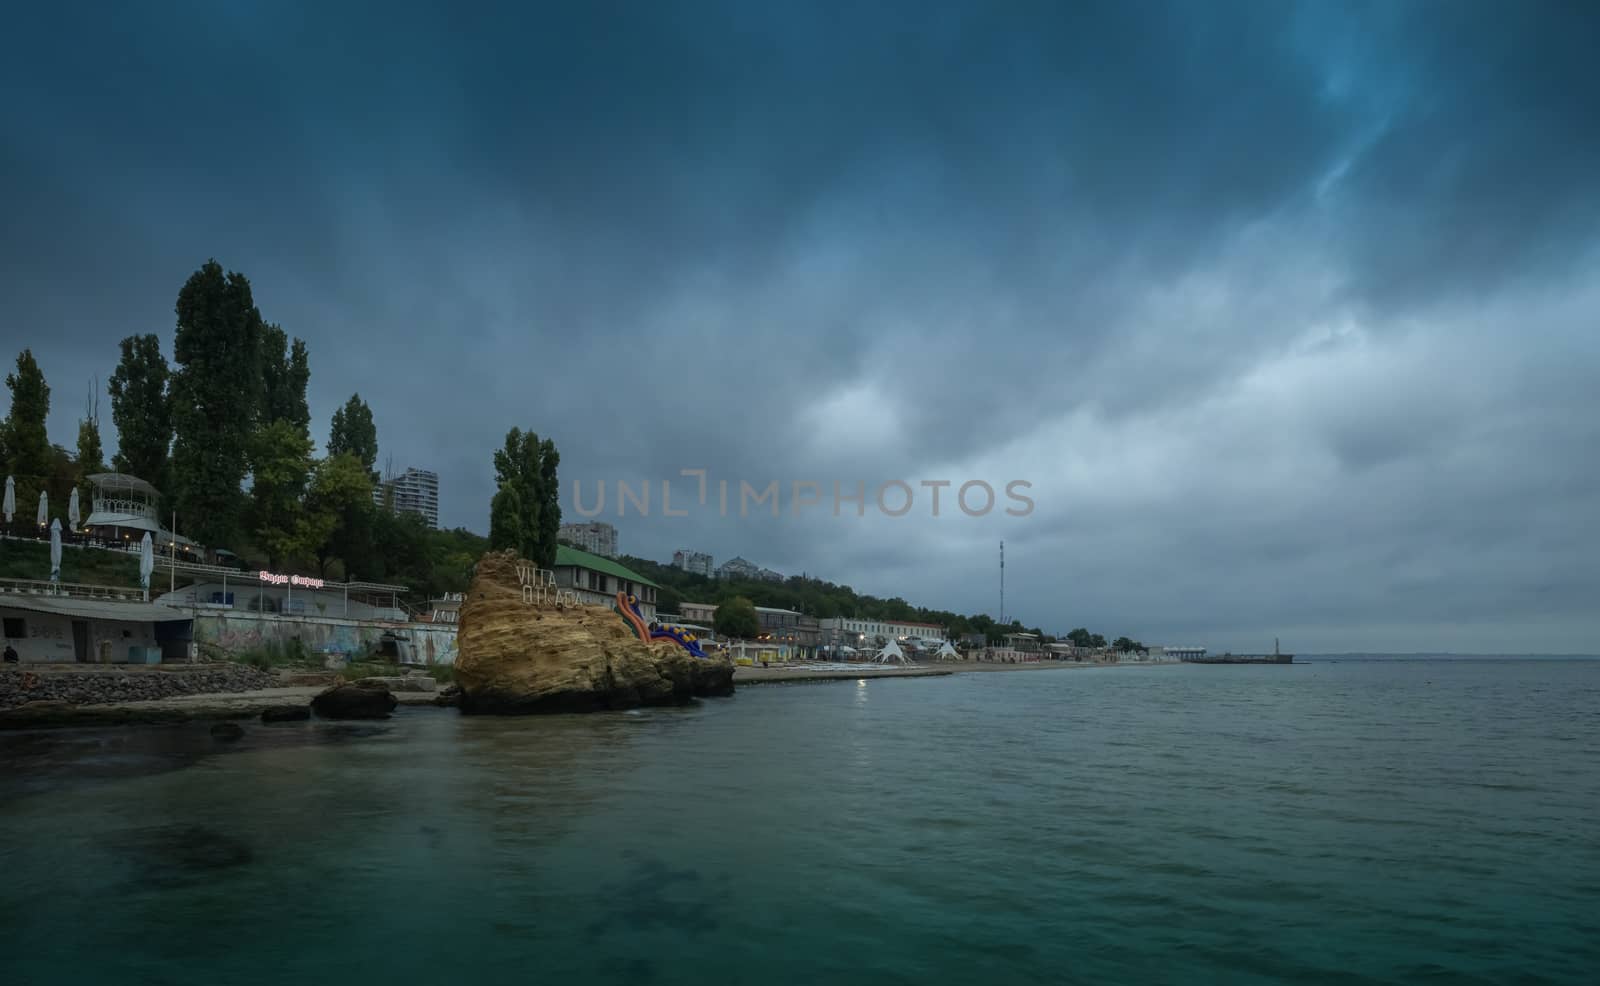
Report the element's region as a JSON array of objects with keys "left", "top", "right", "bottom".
[
  {"left": 107, "top": 334, "right": 172, "bottom": 490},
  {"left": 490, "top": 428, "right": 561, "bottom": 568},
  {"left": 3, "top": 350, "right": 53, "bottom": 515},
  {"left": 328, "top": 393, "right": 379, "bottom": 481},
  {"left": 169, "top": 260, "right": 266, "bottom": 550}
]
